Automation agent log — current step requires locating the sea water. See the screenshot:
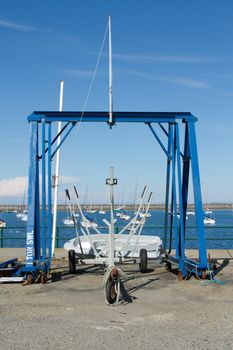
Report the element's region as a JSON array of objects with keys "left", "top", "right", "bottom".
[{"left": 0, "top": 209, "right": 233, "bottom": 249}]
